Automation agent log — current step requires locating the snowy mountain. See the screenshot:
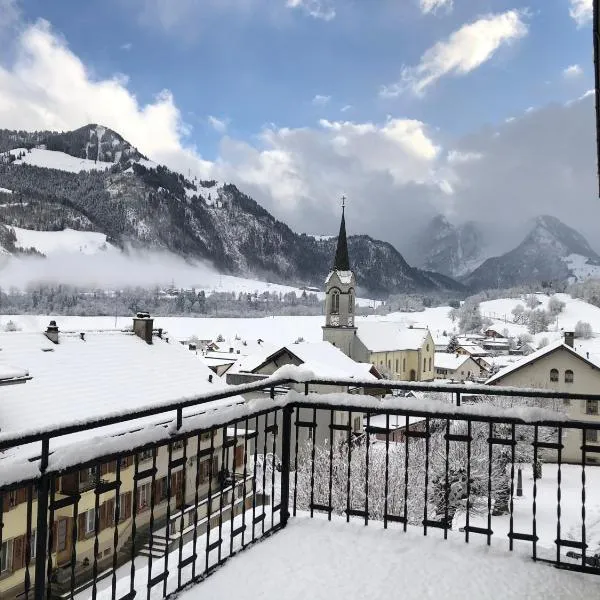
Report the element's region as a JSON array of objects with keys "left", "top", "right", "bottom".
[
  {"left": 463, "top": 215, "right": 600, "bottom": 290},
  {"left": 415, "top": 216, "right": 486, "bottom": 278},
  {"left": 0, "top": 125, "right": 464, "bottom": 296}
]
